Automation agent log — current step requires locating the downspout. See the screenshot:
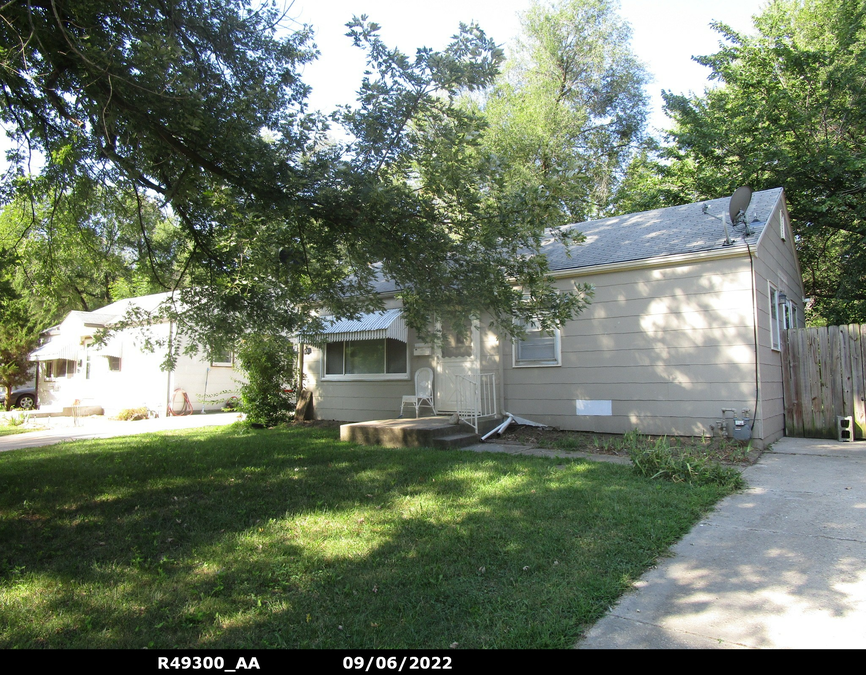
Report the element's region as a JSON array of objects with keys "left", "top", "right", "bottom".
[
  {"left": 297, "top": 340, "right": 305, "bottom": 401},
  {"left": 201, "top": 367, "right": 210, "bottom": 413},
  {"left": 165, "top": 319, "right": 175, "bottom": 417},
  {"left": 498, "top": 324, "right": 506, "bottom": 417},
  {"left": 746, "top": 240, "right": 760, "bottom": 440}
]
